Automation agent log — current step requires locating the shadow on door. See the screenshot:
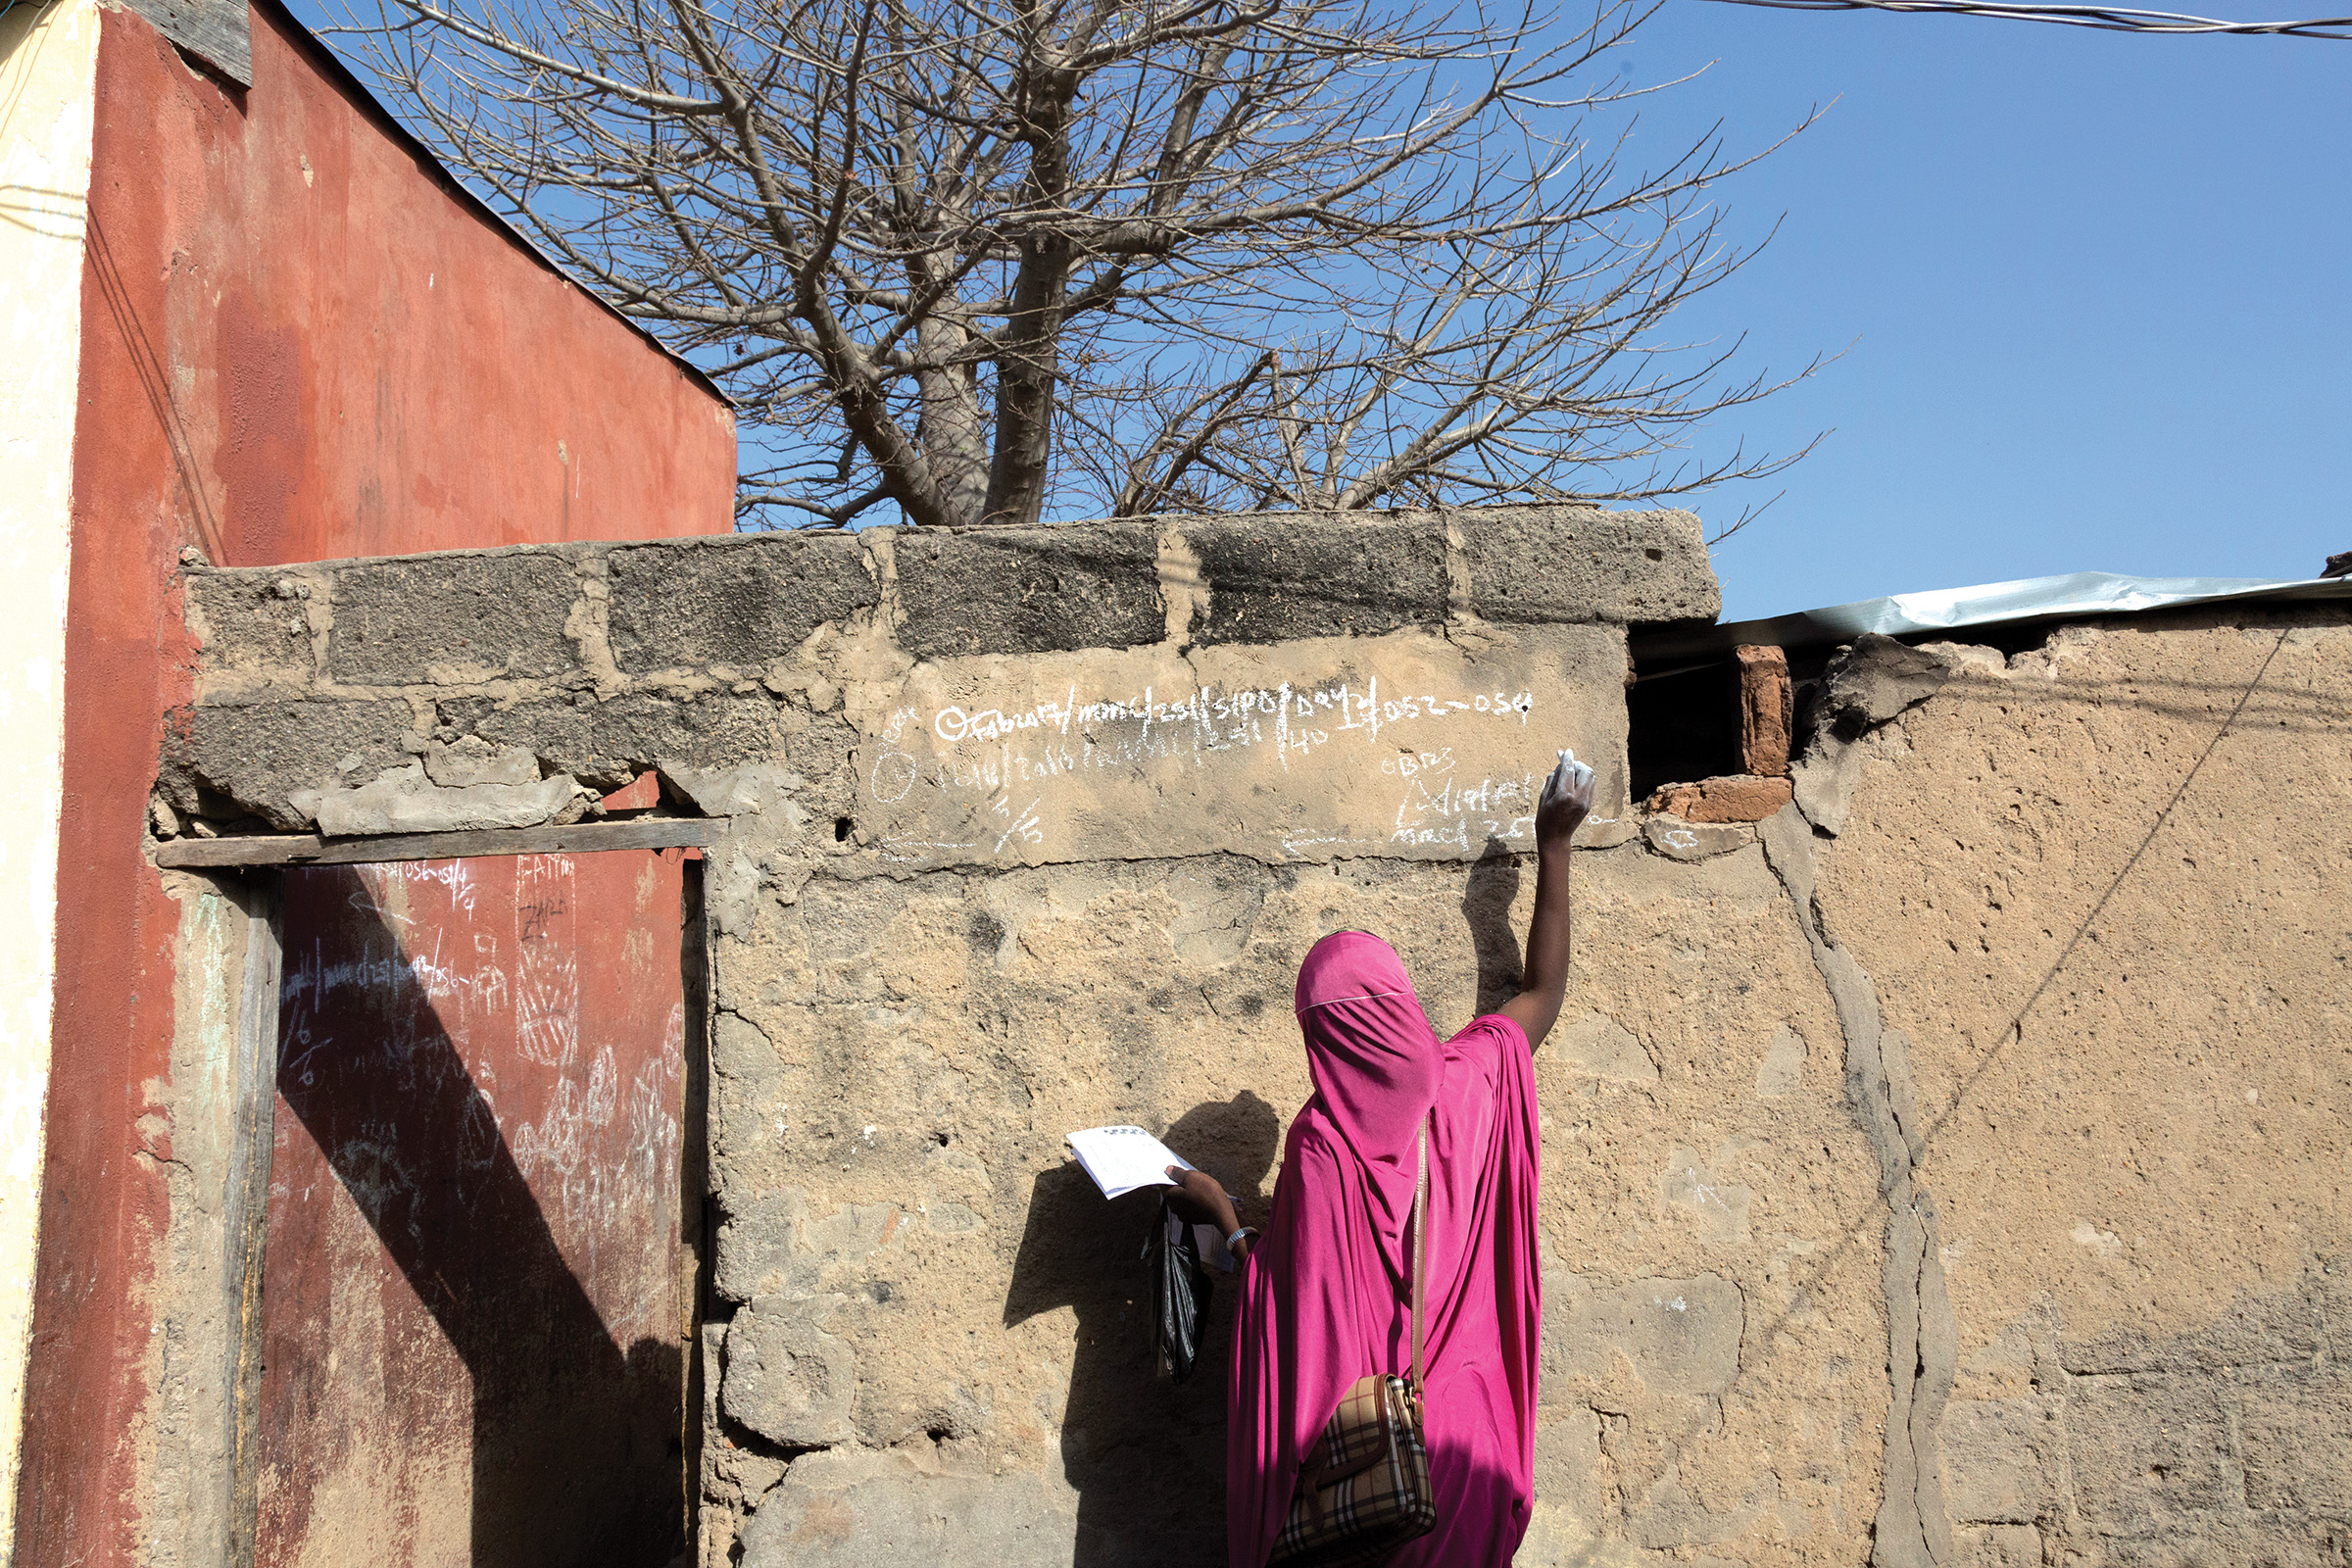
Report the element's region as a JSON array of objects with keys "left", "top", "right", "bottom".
[{"left": 258, "top": 856, "right": 700, "bottom": 1568}]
